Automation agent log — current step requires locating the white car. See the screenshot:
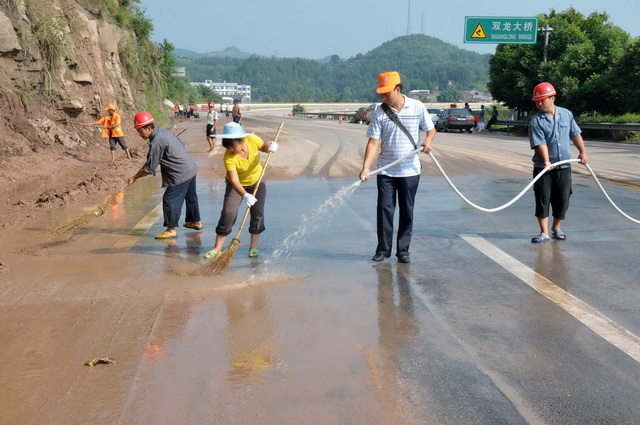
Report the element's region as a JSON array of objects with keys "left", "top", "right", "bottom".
[
  {"left": 365, "top": 103, "right": 381, "bottom": 124},
  {"left": 427, "top": 108, "right": 442, "bottom": 125}
]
